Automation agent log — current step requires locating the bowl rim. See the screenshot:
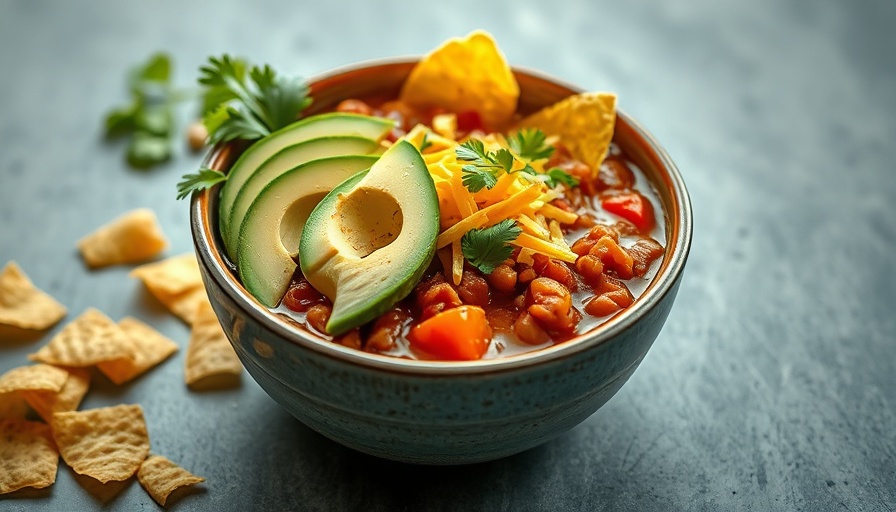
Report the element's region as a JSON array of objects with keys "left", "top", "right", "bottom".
[{"left": 190, "top": 57, "right": 693, "bottom": 376}]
